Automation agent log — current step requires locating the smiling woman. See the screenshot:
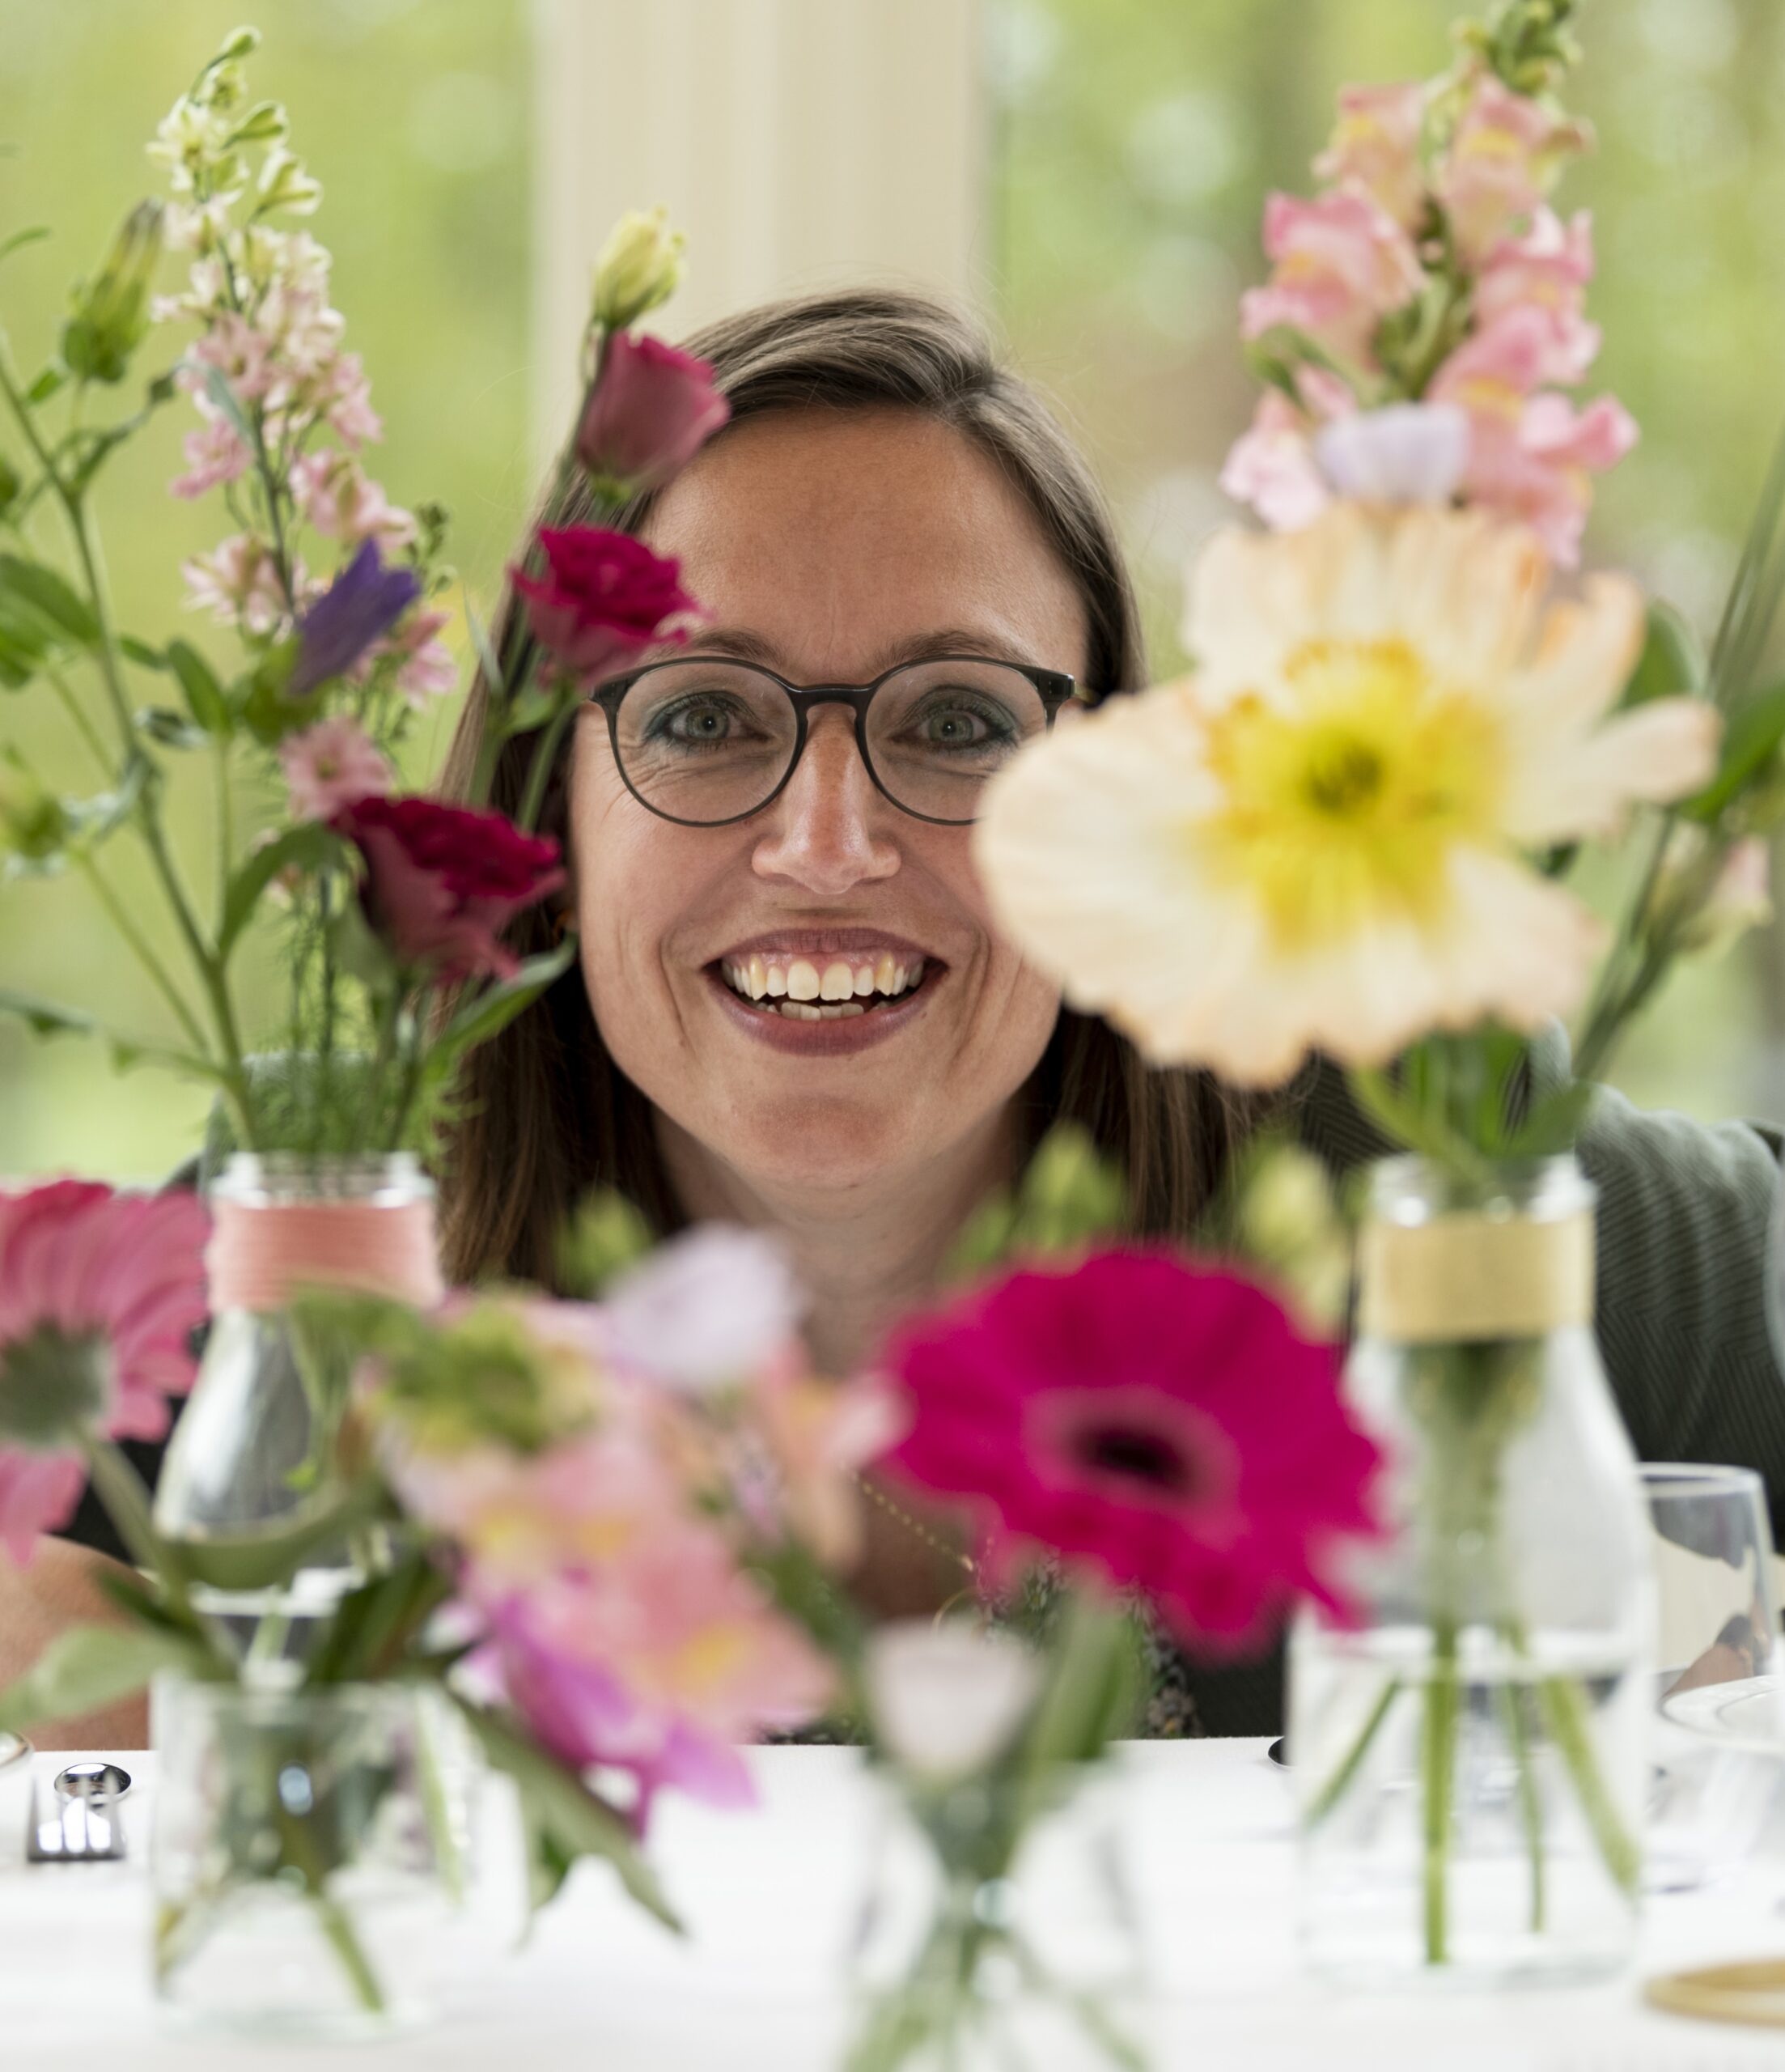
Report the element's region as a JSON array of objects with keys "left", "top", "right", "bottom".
[{"left": 437, "top": 290, "right": 1785, "bottom": 1734}]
